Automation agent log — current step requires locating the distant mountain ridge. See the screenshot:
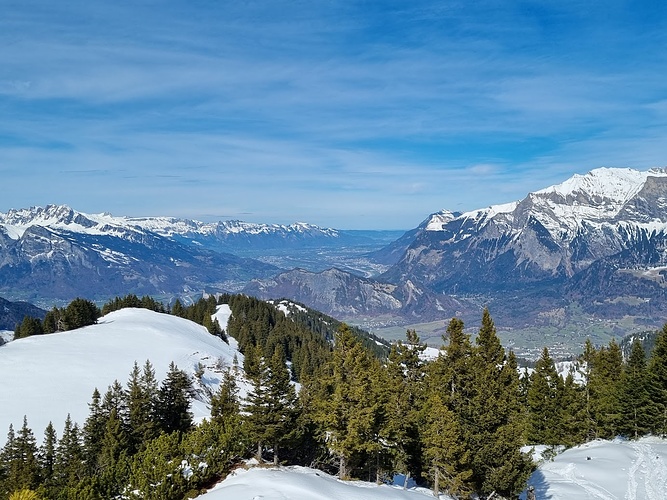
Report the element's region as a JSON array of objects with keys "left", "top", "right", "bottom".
[
  {"left": 0, "top": 205, "right": 281, "bottom": 304},
  {"left": 249, "top": 167, "right": 667, "bottom": 333}
]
